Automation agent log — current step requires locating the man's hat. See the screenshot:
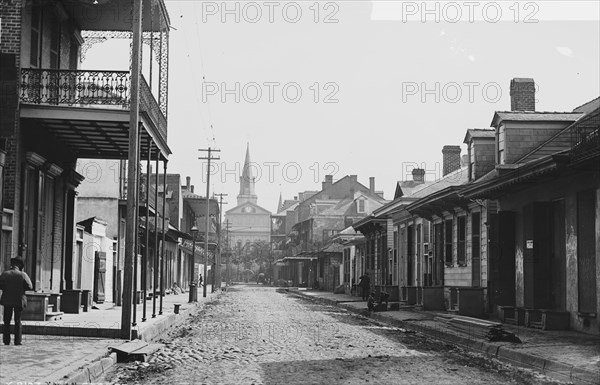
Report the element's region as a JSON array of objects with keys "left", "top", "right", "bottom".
[{"left": 10, "top": 257, "right": 25, "bottom": 269}]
